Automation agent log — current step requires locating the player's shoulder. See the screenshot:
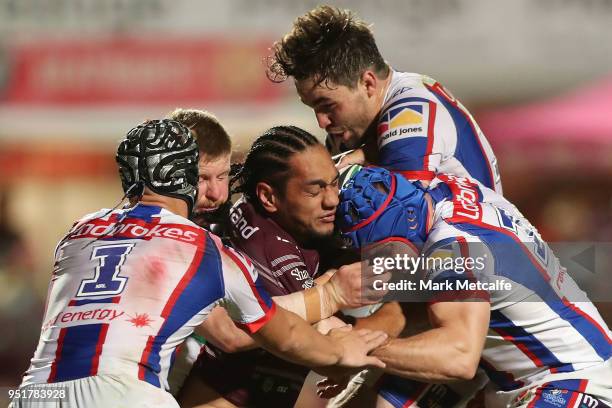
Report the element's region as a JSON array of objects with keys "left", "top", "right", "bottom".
[
  {"left": 423, "top": 219, "right": 494, "bottom": 279},
  {"left": 425, "top": 220, "right": 475, "bottom": 253},
  {"left": 213, "top": 232, "right": 259, "bottom": 283},
  {"left": 75, "top": 208, "right": 111, "bottom": 224},
  {"left": 381, "top": 70, "right": 463, "bottom": 119},
  {"left": 228, "top": 197, "right": 300, "bottom": 257},
  {"left": 382, "top": 71, "right": 439, "bottom": 108},
  {"left": 424, "top": 177, "right": 488, "bottom": 242},
  {"left": 427, "top": 175, "right": 530, "bottom": 246},
  {"left": 228, "top": 197, "right": 266, "bottom": 242},
  {"left": 157, "top": 207, "right": 201, "bottom": 228},
  {"left": 431, "top": 174, "right": 517, "bottom": 222},
  {"left": 66, "top": 208, "right": 114, "bottom": 235},
  {"left": 377, "top": 72, "right": 455, "bottom": 145}
]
